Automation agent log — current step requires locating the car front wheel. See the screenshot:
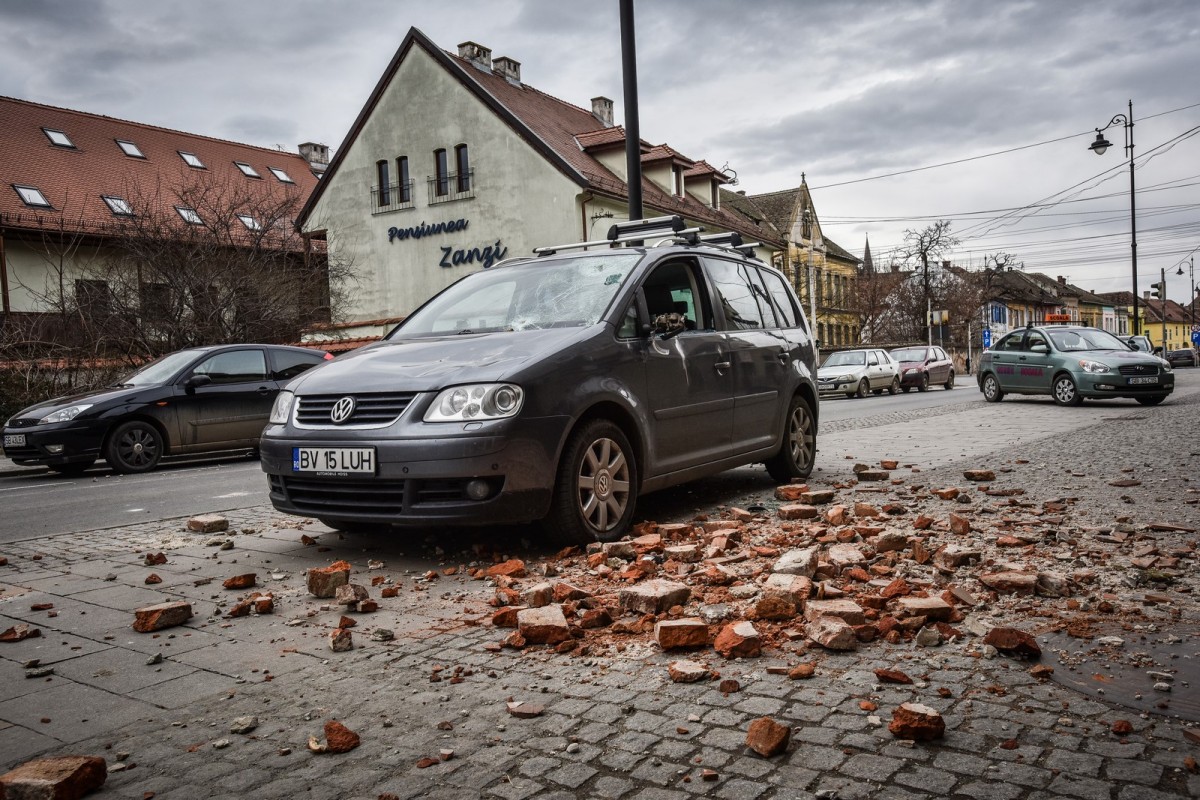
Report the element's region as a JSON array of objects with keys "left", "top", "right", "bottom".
[
  {"left": 1135, "top": 395, "right": 1167, "bottom": 406},
  {"left": 888, "top": 376, "right": 900, "bottom": 395},
  {"left": 765, "top": 394, "right": 817, "bottom": 482},
  {"left": 982, "top": 374, "right": 1004, "bottom": 402},
  {"left": 855, "top": 379, "right": 870, "bottom": 398},
  {"left": 104, "top": 421, "right": 164, "bottom": 473},
  {"left": 546, "top": 419, "right": 637, "bottom": 544},
  {"left": 1052, "top": 374, "right": 1083, "bottom": 406},
  {"left": 917, "top": 373, "right": 929, "bottom": 392}
]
